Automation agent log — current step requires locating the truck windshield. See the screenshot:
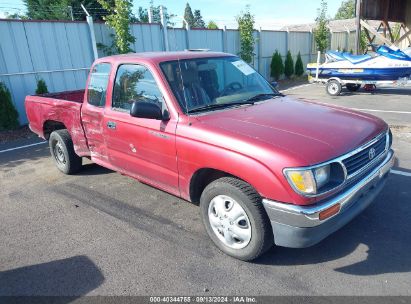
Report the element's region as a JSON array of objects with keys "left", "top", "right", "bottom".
[{"left": 160, "top": 56, "right": 280, "bottom": 114}]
